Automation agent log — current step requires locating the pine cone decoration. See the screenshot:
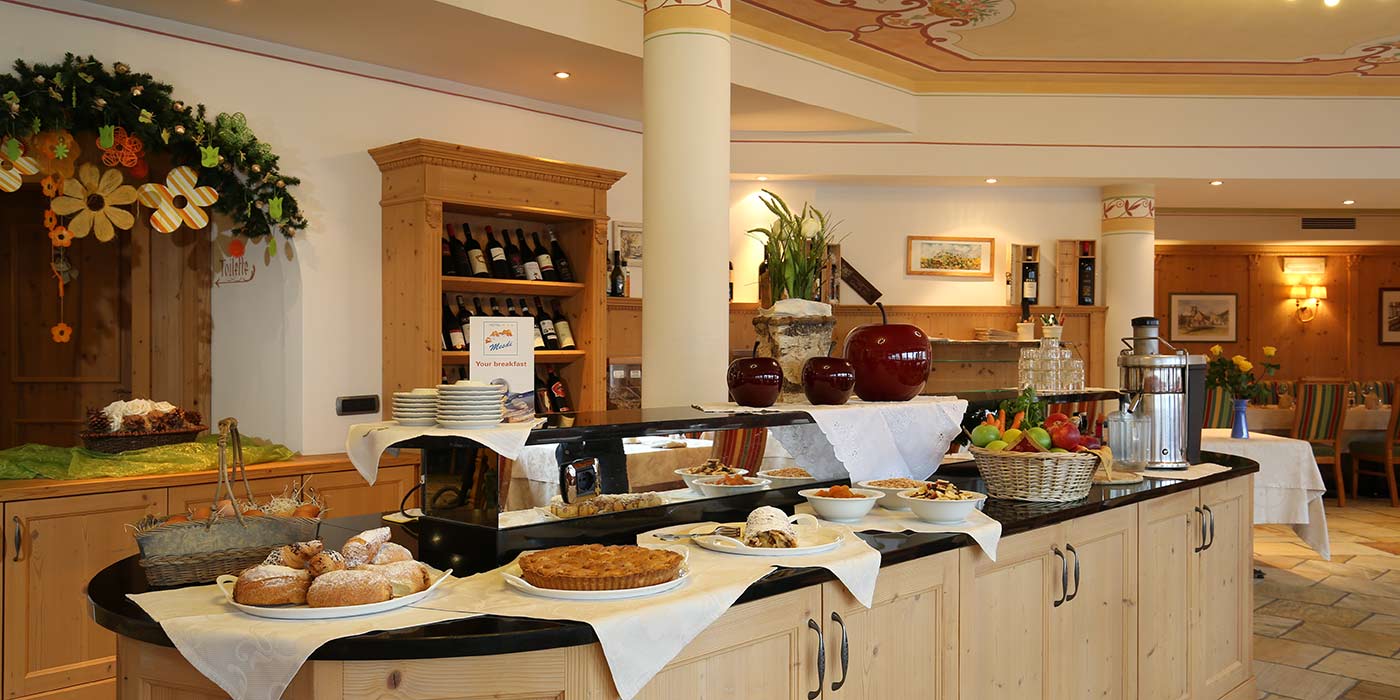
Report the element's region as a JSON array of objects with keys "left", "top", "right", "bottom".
[
  {"left": 120, "top": 415, "right": 149, "bottom": 433},
  {"left": 148, "top": 410, "right": 181, "bottom": 432},
  {"left": 181, "top": 408, "right": 203, "bottom": 428},
  {"left": 86, "top": 408, "right": 110, "bottom": 434}
]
